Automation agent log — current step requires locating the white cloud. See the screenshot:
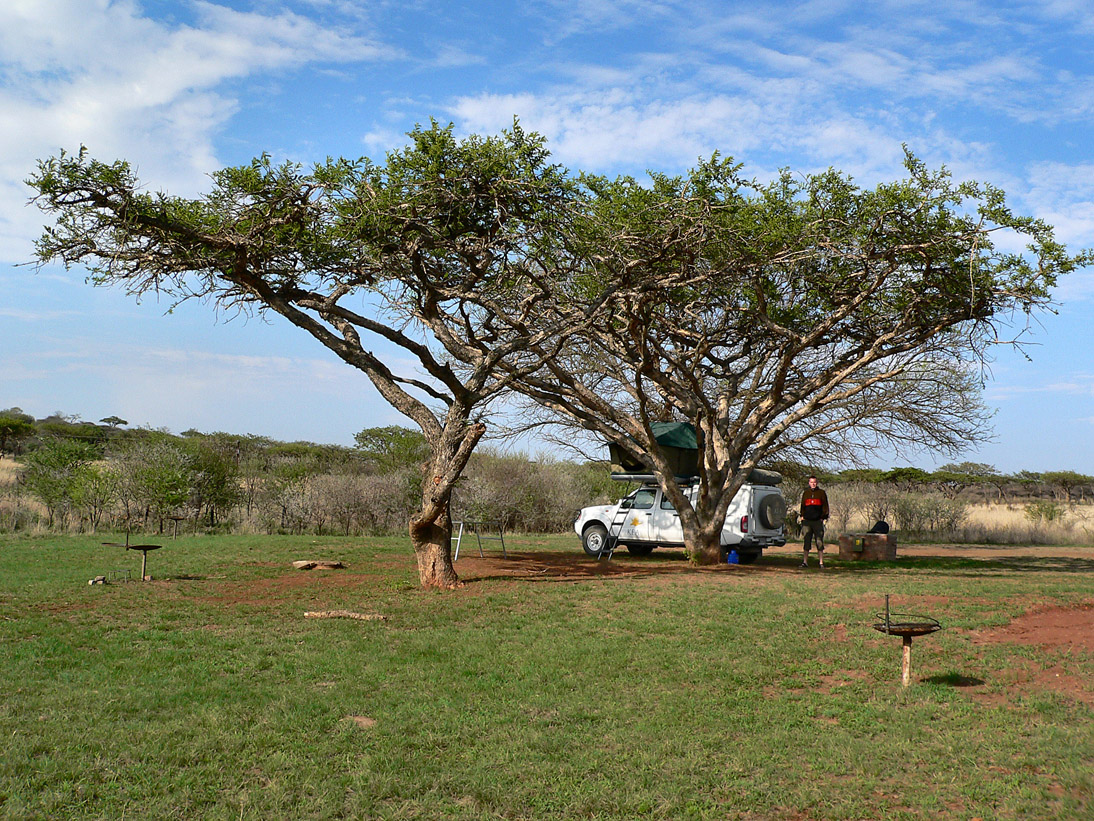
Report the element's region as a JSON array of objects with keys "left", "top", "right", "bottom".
[
  {"left": 428, "top": 44, "right": 487, "bottom": 68},
  {"left": 448, "top": 85, "right": 914, "bottom": 181},
  {"left": 537, "top": 0, "right": 682, "bottom": 40},
  {"left": 985, "top": 373, "right": 1094, "bottom": 401},
  {"left": 0, "top": 0, "right": 396, "bottom": 262},
  {"left": 1055, "top": 272, "right": 1094, "bottom": 303},
  {"left": 0, "top": 307, "right": 82, "bottom": 322},
  {"left": 1015, "top": 161, "right": 1094, "bottom": 281}
]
